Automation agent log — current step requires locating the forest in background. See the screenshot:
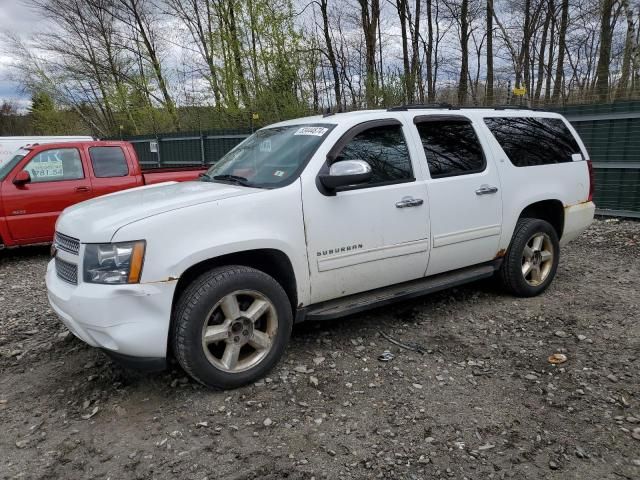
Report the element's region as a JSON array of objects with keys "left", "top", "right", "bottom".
[{"left": 1, "top": 0, "right": 639, "bottom": 137}]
